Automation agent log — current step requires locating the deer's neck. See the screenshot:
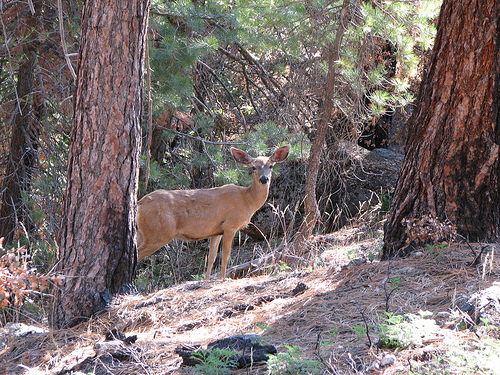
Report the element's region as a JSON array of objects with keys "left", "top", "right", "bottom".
[{"left": 247, "top": 178, "right": 271, "bottom": 210}]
